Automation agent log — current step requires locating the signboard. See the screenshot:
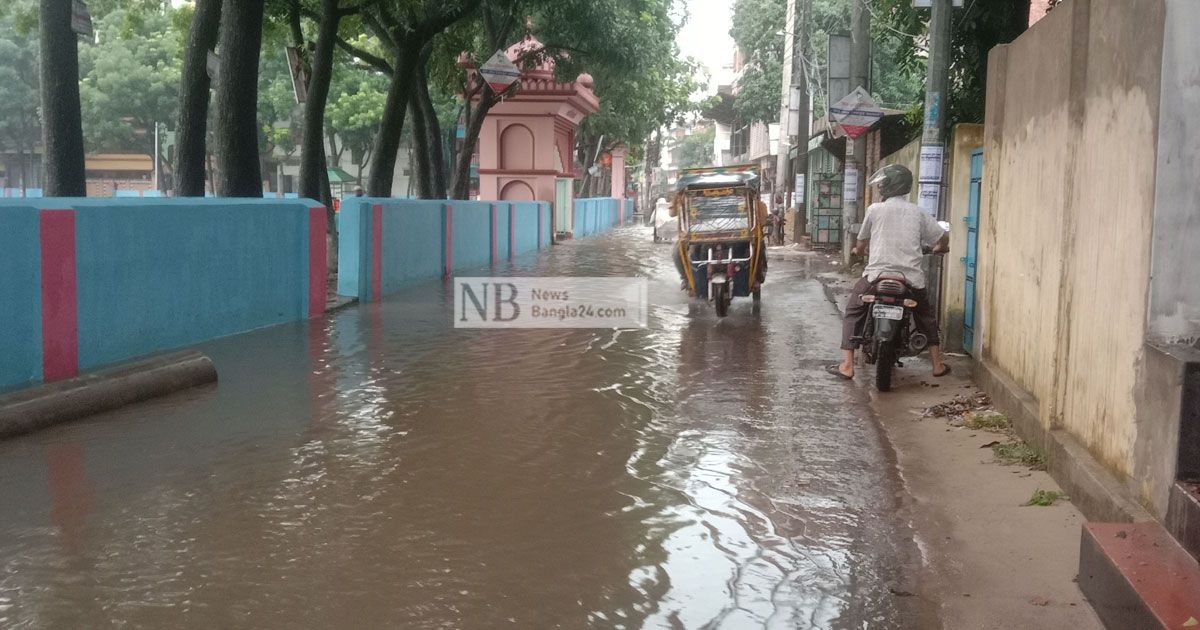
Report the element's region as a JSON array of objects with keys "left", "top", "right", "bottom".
[
  {"left": 913, "top": 0, "right": 964, "bottom": 7},
  {"left": 794, "top": 174, "right": 806, "bottom": 205},
  {"left": 918, "top": 144, "right": 944, "bottom": 184},
  {"left": 285, "top": 47, "right": 309, "bottom": 104},
  {"left": 479, "top": 50, "right": 521, "bottom": 94},
  {"left": 827, "top": 34, "right": 851, "bottom": 108},
  {"left": 842, "top": 164, "right": 859, "bottom": 205},
  {"left": 828, "top": 86, "right": 884, "bottom": 139},
  {"left": 71, "top": 1, "right": 93, "bottom": 40}
]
